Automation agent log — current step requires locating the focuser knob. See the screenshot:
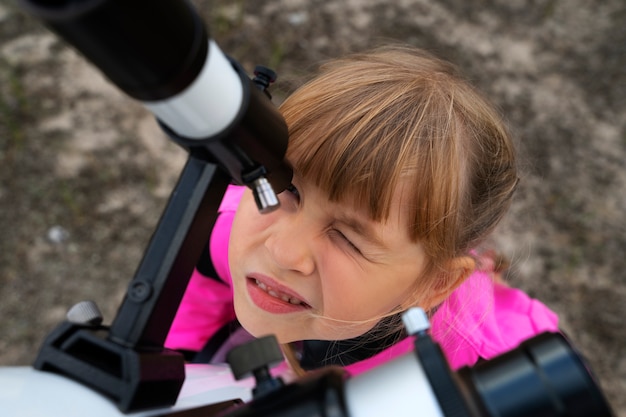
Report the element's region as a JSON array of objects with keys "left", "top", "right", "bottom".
[
  {"left": 252, "top": 65, "right": 278, "bottom": 98},
  {"left": 227, "top": 335, "right": 285, "bottom": 398}
]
